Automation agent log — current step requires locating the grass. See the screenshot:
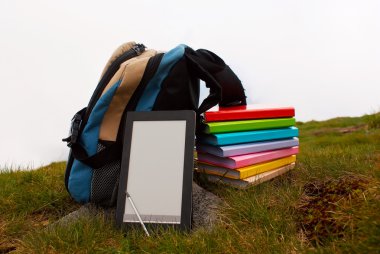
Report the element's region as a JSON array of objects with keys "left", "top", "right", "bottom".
[
  {"left": 0, "top": 163, "right": 80, "bottom": 253},
  {"left": 1, "top": 114, "right": 379, "bottom": 253},
  {"left": 364, "top": 111, "right": 380, "bottom": 130}
]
